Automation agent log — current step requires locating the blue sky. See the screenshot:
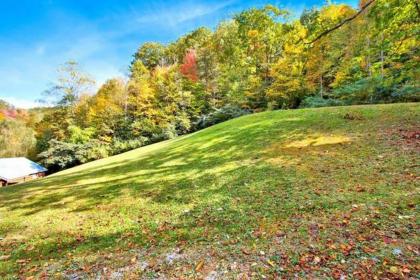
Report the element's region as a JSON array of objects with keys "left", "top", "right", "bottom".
[{"left": 0, "top": 0, "right": 357, "bottom": 108}]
